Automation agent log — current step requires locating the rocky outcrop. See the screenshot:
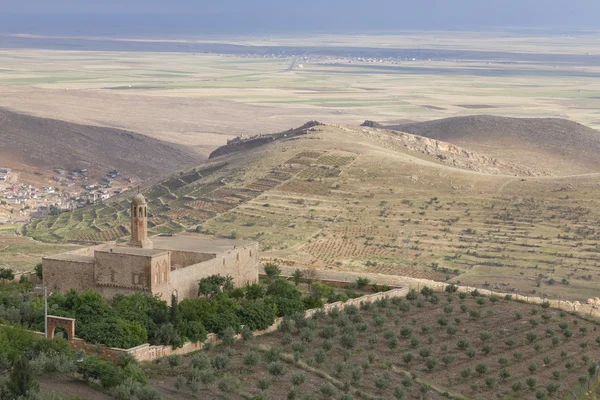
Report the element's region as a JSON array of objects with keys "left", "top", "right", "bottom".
[
  {"left": 357, "top": 126, "right": 545, "bottom": 176},
  {"left": 209, "top": 121, "right": 323, "bottom": 159}
]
